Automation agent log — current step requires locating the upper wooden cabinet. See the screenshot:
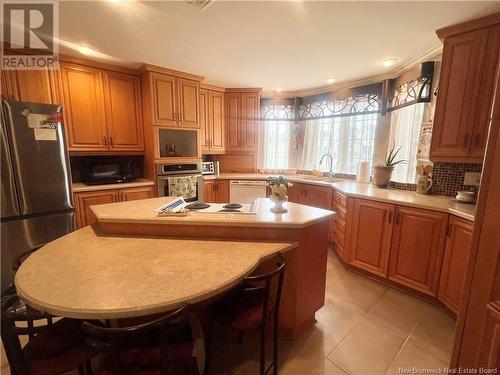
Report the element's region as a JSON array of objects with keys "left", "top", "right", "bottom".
[
  {"left": 103, "top": 71, "right": 144, "bottom": 151},
  {"left": 60, "top": 63, "right": 109, "bottom": 151},
  {"left": 1, "top": 69, "right": 60, "bottom": 104},
  {"left": 148, "top": 72, "right": 200, "bottom": 128},
  {"left": 225, "top": 89, "right": 261, "bottom": 153},
  {"left": 200, "top": 86, "right": 225, "bottom": 154},
  {"left": 438, "top": 216, "right": 473, "bottom": 313},
  {"left": 348, "top": 199, "right": 395, "bottom": 277},
  {"left": 60, "top": 62, "right": 144, "bottom": 153},
  {"left": 431, "top": 21, "right": 500, "bottom": 162},
  {"left": 388, "top": 206, "right": 448, "bottom": 296}
]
